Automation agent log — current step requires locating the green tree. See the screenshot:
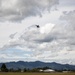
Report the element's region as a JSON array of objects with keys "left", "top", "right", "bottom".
[
  {"left": 43, "top": 66, "right": 50, "bottom": 70},
  {"left": 17, "top": 68, "right": 21, "bottom": 72},
  {"left": 9, "top": 68, "right": 14, "bottom": 72},
  {"left": 1, "top": 63, "right": 8, "bottom": 72},
  {"left": 24, "top": 68, "right": 27, "bottom": 72}
]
